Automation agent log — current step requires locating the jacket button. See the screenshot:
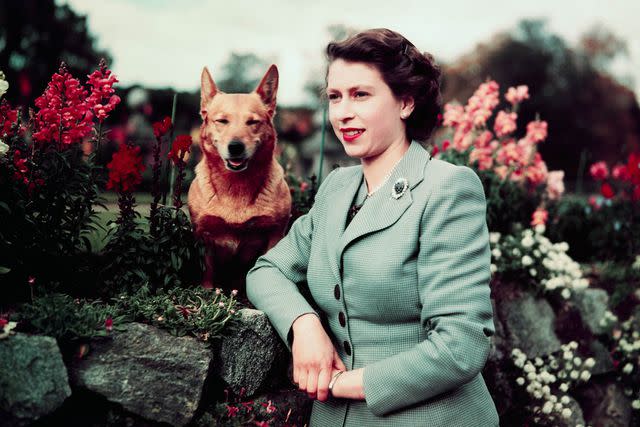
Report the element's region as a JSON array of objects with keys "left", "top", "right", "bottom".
[
  {"left": 334, "top": 284, "right": 340, "bottom": 300},
  {"left": 338, "top": 311, "right": 346, "bottom": 327},
  {"left": 344, "top": 341, "right": 351, "bottom": 356}
]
